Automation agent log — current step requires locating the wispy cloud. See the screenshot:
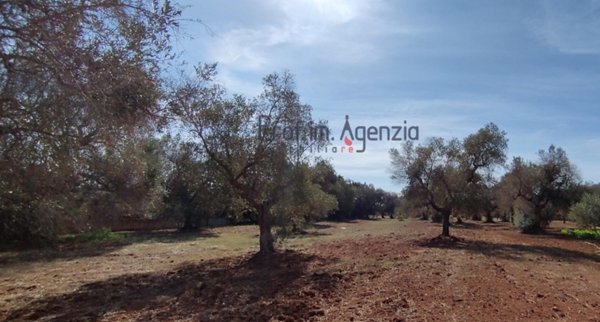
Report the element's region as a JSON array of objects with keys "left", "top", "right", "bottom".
[
  {"left": 205, "top": 0, "right": 412, "bottom": 74},
  {"left": 533, "top": 0, "right": 600, "bottom": 54}
]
